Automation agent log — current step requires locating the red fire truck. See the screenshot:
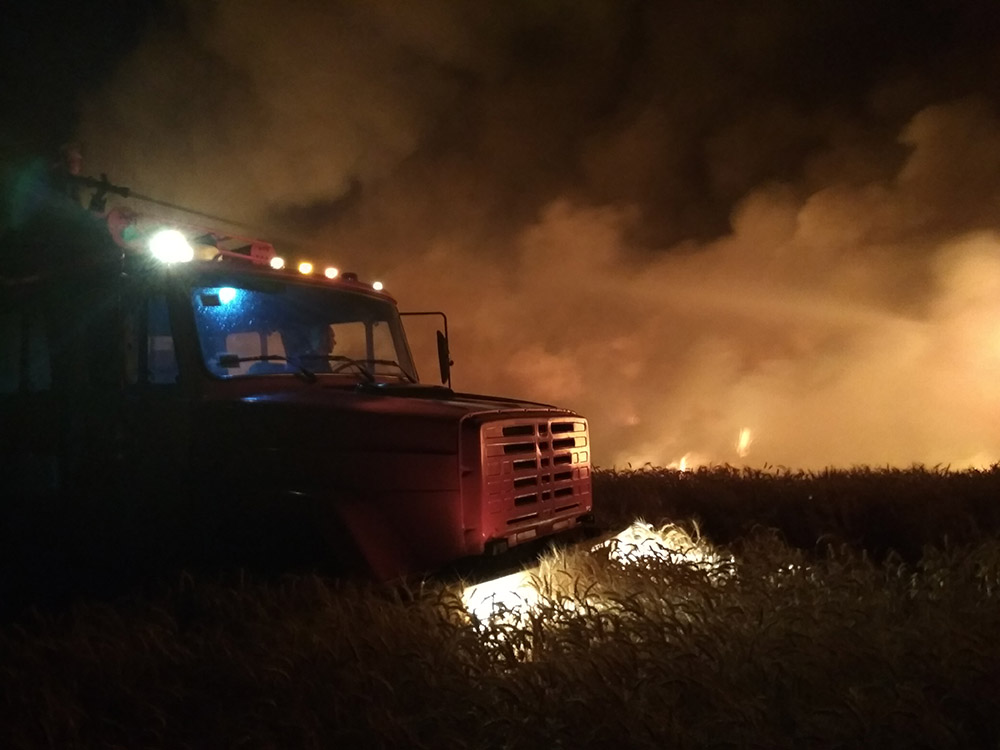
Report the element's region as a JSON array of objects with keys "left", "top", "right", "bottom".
[{"left": 0, "top": 188, "right": 593, "bottom": 582}]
